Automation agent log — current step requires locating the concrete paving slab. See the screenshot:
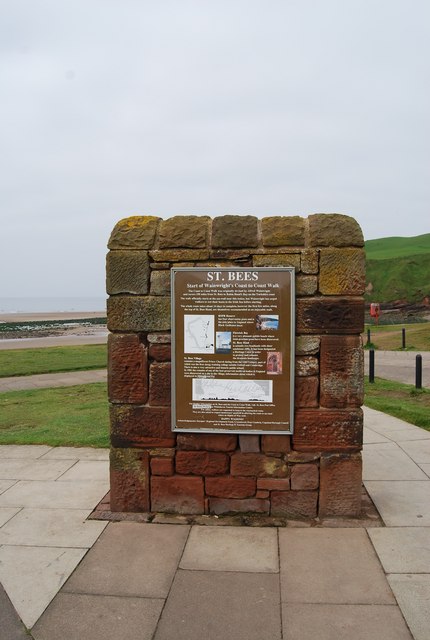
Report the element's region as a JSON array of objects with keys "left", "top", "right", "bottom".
[
  {"left": 0, "top": 480, "right": 109, "bottom": 509},
  {"left": 418, "top": 463, "right": 430, "bottom": 478},
  {"left": 363, "top": 407, "right": 430, "bottom": 441},
  {"left": 365, "top": 480, "right": 430, "bottom": 526},
  {"left": 0, "top": 459, "right": 76, "bottom": 481},
  {"left": 40, "top": 446, "right": 109, "bottom": 461},
  {"left": 154, "top": 569, "right": 281, "bottom": 640},
  {"left": 383, "top": 429, "right": 430, "bottom": 443},
  {"left": 282, "top": 604, "right": 413, "bottom": 640},
  {"left": 56, "top": 460, "right": 109, "bottom": 483},
  {"left": 363, "top": 427, "right": 391, "bottom": 444},
  {"left": 0, "top": 479, "right": 16, "bottom": 495},
  {"left": 388, "top": 574, "right": 430, "bottom": 640},
  {"left": 399, "top": 439, "right": 430, "bottom": 464},
  {"left": 0, "top": 508, "right": 107, "bottom": 547},
  {"left": 32, "top": 592, "right": 163, "bottom": 640},
  {"left": 0, "top": 583, "right": 29, "bottom": 640},
  {"left": 180, "top": 525, "right": 279, "bottom": 573},
  {"left": 0, "top": 506, "right": 21, "bottom": 527},
  {"left": 0, "top": 545, "right": 87, "bottom": 629},
  {"left": 363, "top": 443, "right": 428, "bottom": 481},
  {"left": 64, "top": 522, "right": 189, "bottom": 598},
  {"left": 279, "top": 529, "right": 394, "bottom": 604},
  {"left": 0, "top": 445, "right": 52, "bottom": 459},
  {"left": 368, "top": 527, "right": 430, "bottom": 573}
]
